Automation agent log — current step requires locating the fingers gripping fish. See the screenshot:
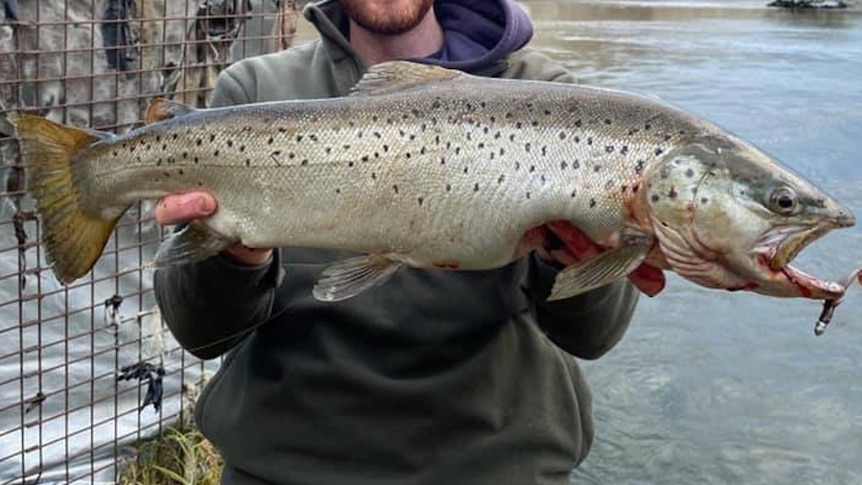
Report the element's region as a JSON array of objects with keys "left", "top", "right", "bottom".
[{"left": 6, "top": 61, "right": 859, "bottom": 330}]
